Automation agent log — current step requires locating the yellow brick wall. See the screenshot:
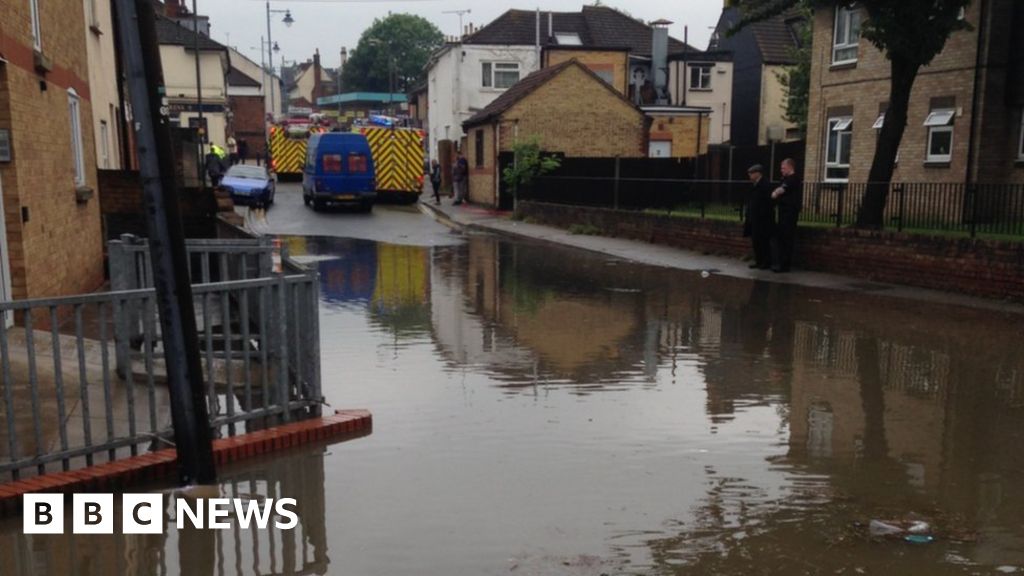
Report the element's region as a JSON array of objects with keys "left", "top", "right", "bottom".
[
  {"left": 543, "top": 50, "right": 629, "bottom": 95},
  {"left": 498, "top": 65, "right": 646, "bottom": 158},
  {"left": 0, "top": 0, "right": 105, "bottom": 300},
  {"left": 648, "top": 115, "right": 711, "bottom": 158},
  {"left": 804, "top": 2, "right": 1024, "bottom": 184},
  {"left": 467, "top": 124, "right": 497, "bottom": 206}
]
